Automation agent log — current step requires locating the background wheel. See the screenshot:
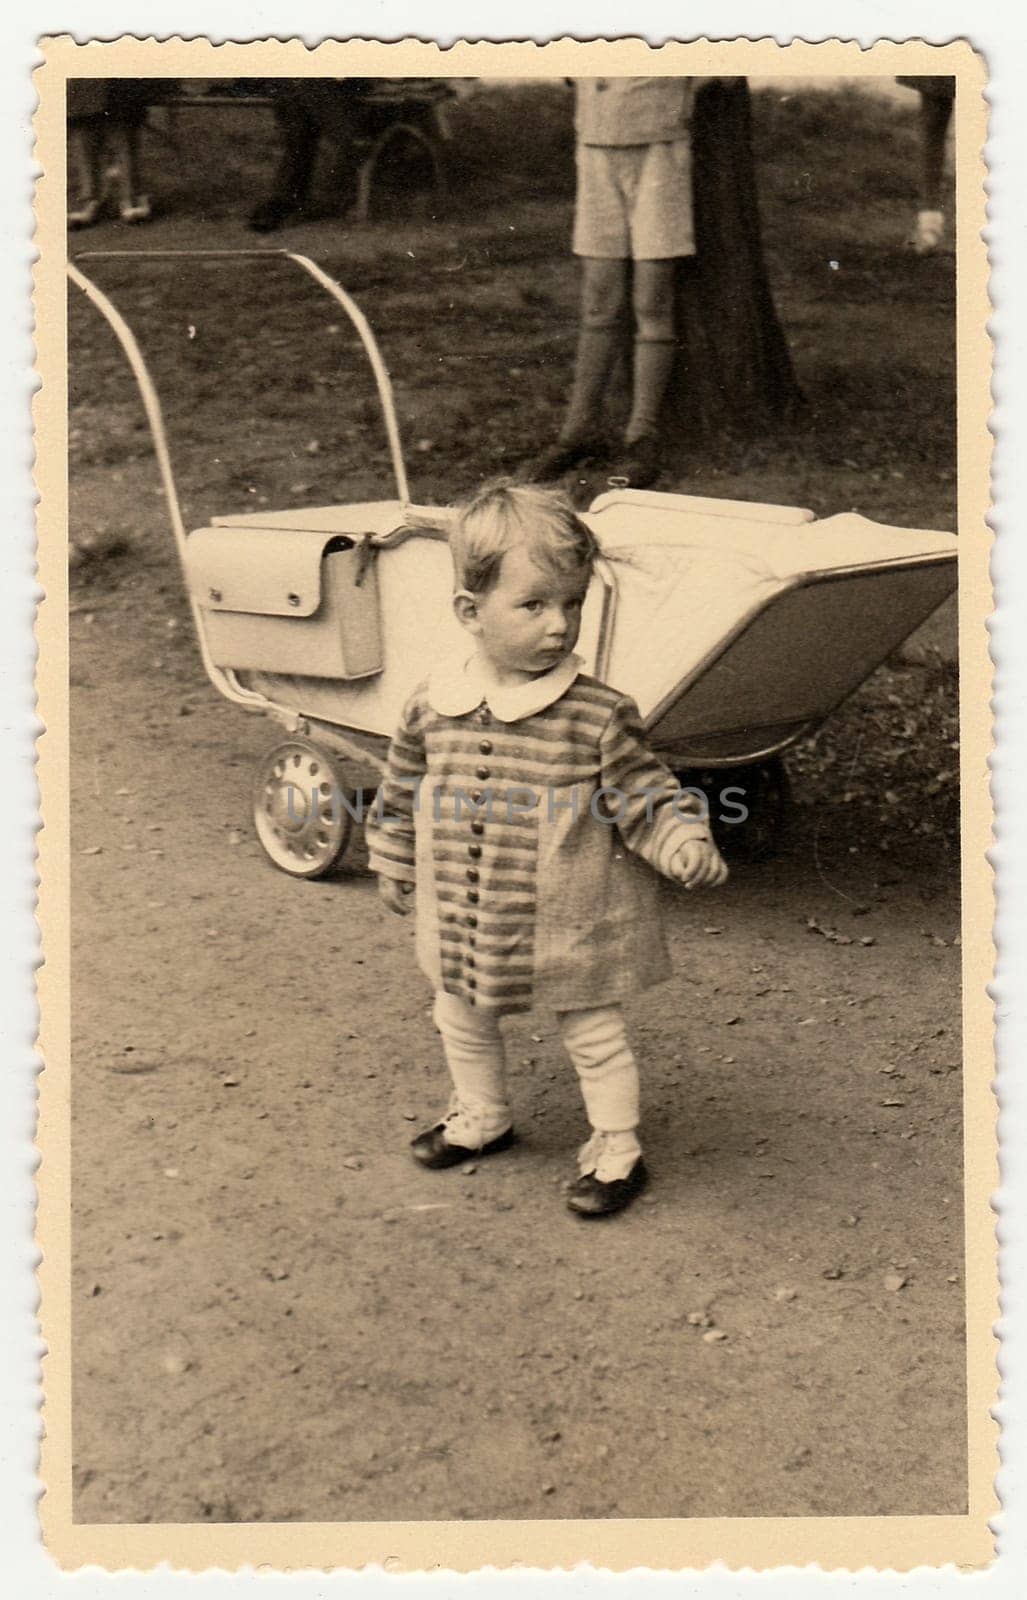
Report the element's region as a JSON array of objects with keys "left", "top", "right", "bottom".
[
  {"left": 675, "top": 757, "right": 791, "bottom": 865},
  {"left": 252, "top": 737, "right": 353, "bottom": 879}
]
